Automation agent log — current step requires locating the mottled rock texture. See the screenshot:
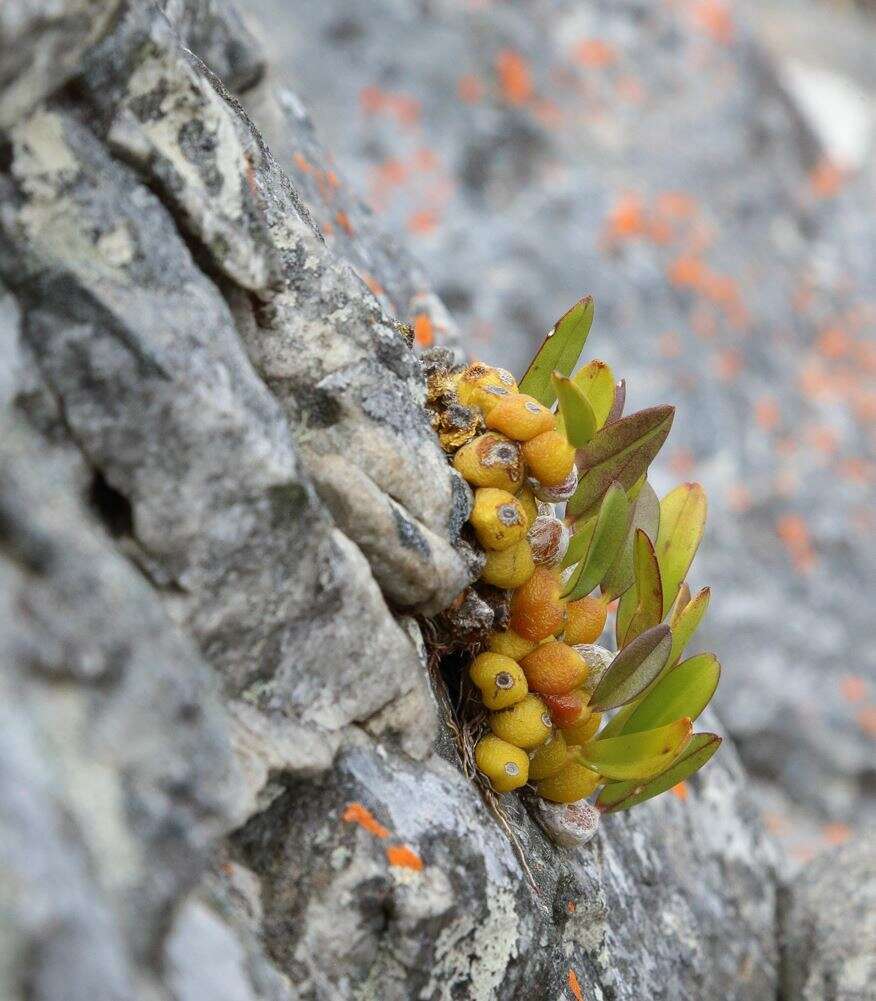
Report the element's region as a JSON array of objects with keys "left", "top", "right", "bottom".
[
  {"left": 0, "top": 2, "right": 845, "bottom": 999},
  {"left": 780, "top": 840, "right": 876, "bottom": 1001}
]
